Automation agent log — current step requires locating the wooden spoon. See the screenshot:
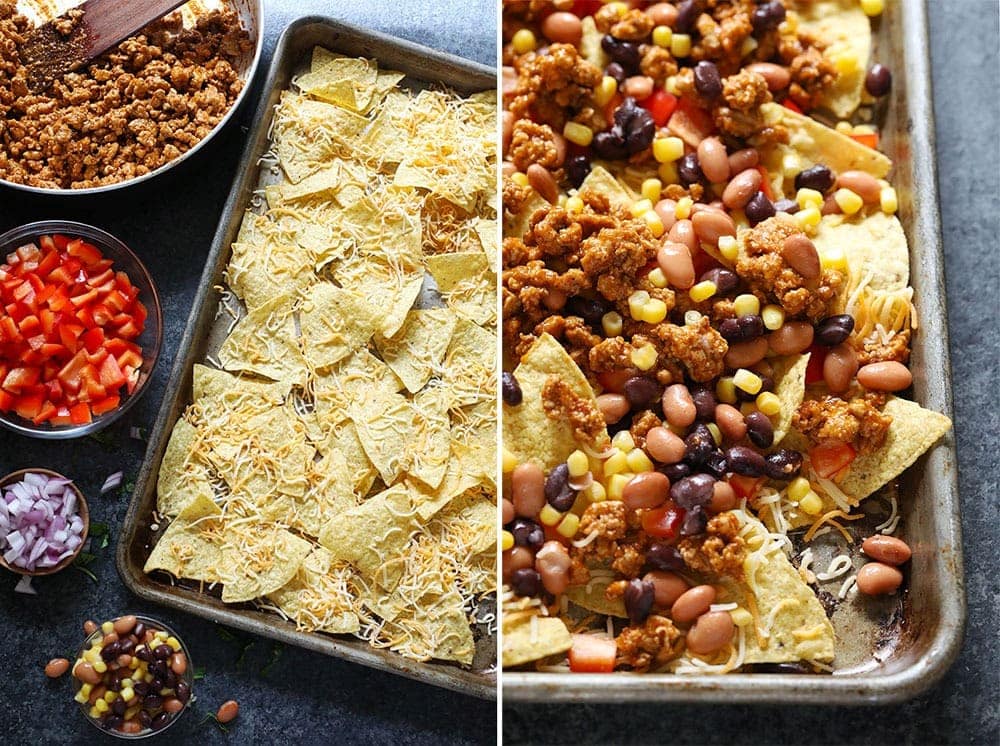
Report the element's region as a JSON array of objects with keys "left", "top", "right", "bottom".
[{"left": 21, "top": 0, "right": 188, "bottom": 91}]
